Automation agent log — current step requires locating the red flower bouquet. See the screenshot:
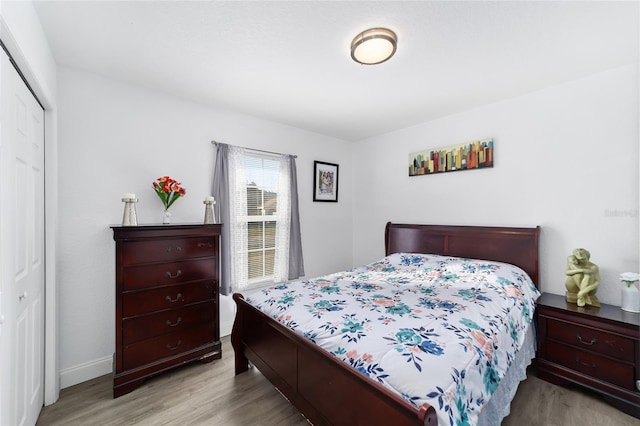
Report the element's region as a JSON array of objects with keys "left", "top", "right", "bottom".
[{"left": 153, "top": 176, "right": 186, "bottom": 211}]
